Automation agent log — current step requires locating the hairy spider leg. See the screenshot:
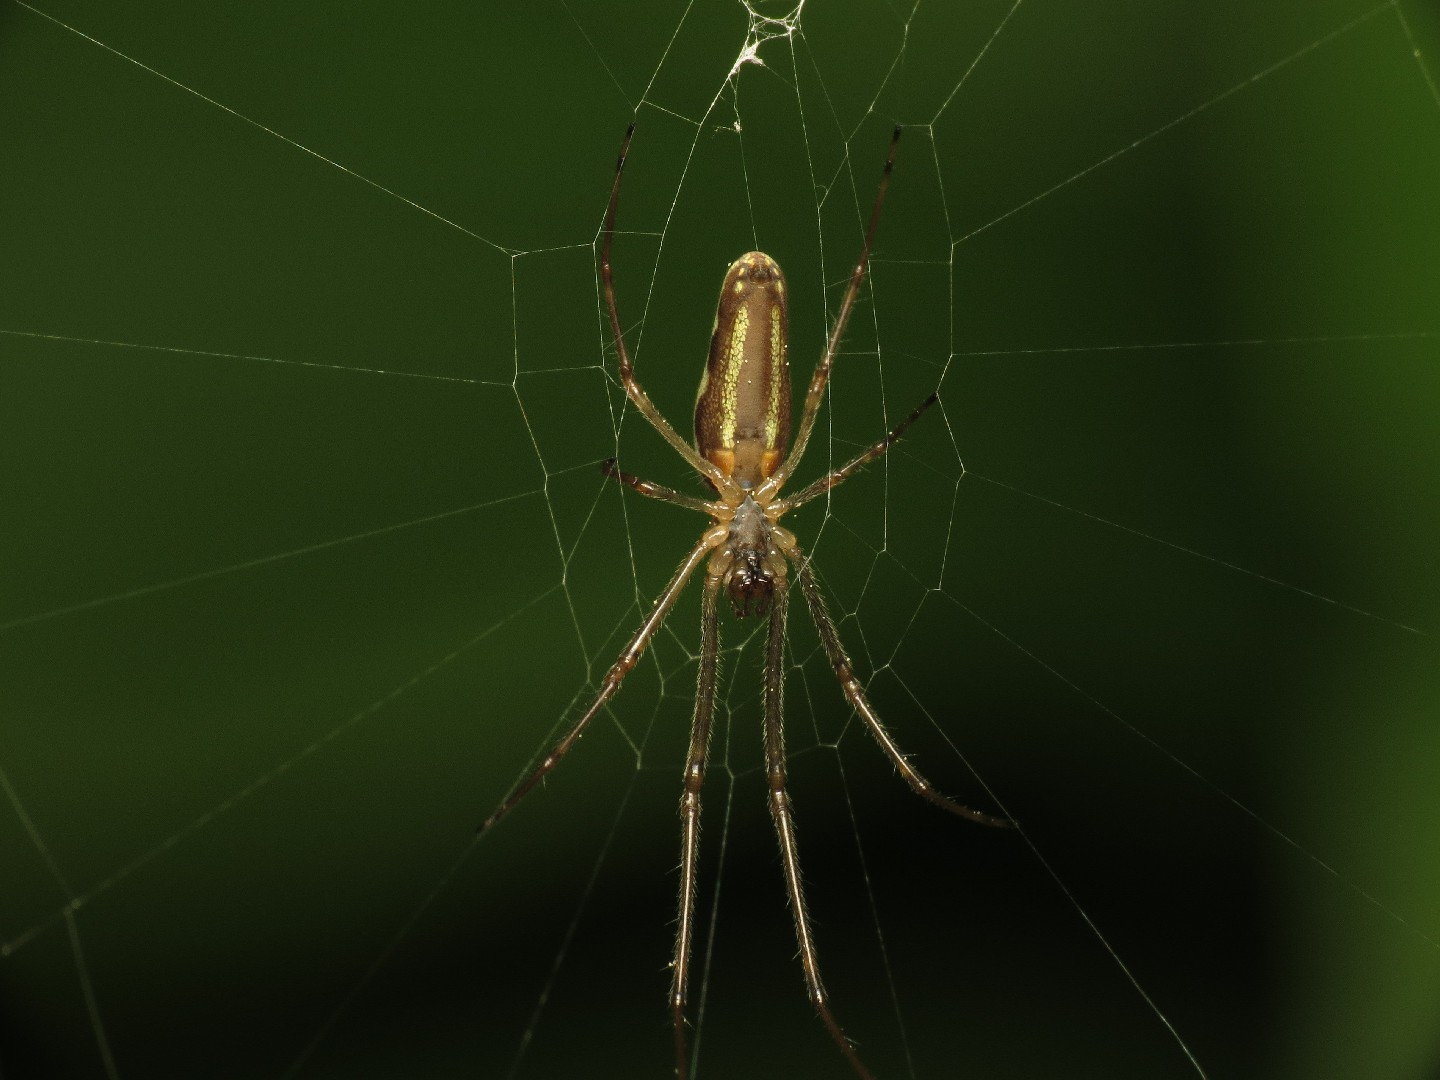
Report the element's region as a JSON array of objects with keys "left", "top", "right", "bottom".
[
  {"left": 757, "top": 125, "right": 903, "bottom": 503},
  {"left": 785, "top": 544, "right": 1012, "bottom": 829},
  {"left": 601, "top": 457, "right": 717, "bottom": 515},
  {"left": 671, "top": 563, "right": 723, "bottom": 1080},
  {"left": 601, "top": 124, "right": 735, "bottom": 497},
  {"left": 776, "top": 391, "right": 939, "bottom": 514},
  {"left": 478, "top": 527, "right": 725, "bottom": 836},
  {"left": 762, "top": 573, "right": 877, "bottom": 1080}
]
